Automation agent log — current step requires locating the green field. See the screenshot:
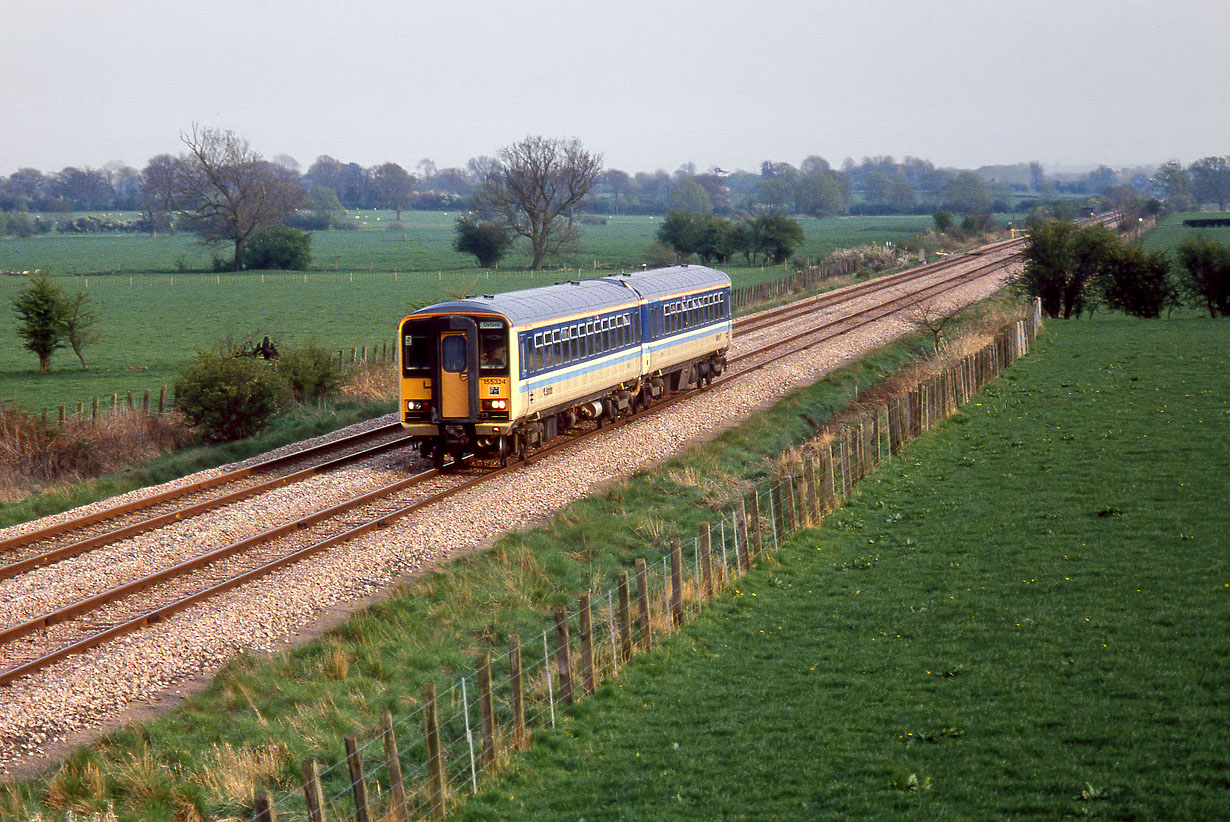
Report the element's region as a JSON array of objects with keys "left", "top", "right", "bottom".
[
  {"left": 0, "top": 213, "right": 934, "bottom": 413},
  {"left": 1141, "top": 211, "right": 1230, "bottom": 254},
  {"left": 452, "top": 314, "right": 1229, "bottom": 820}
]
